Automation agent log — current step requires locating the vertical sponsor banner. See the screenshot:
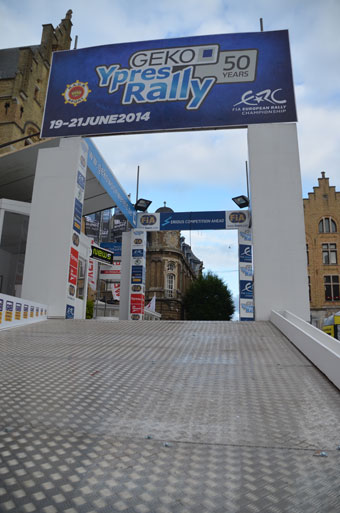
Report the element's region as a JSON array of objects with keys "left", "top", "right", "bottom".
[
  {"left": 0, "top": 298, "right": 3, "bottom": 324},
  {"left": 112, "top": 282, "right": 120, "bottom": 300},
  {"left": 129, "top": 230, "right": 147, "bottom": 320},
  {"left": 65, "top": 139, "right": 88, "bottom": 318},
  {"left": 87, "top": 257, "right": 97, "bottom": 291},
  {"left": 238, "top": 228, "right": 254, "bottom": 321}
]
